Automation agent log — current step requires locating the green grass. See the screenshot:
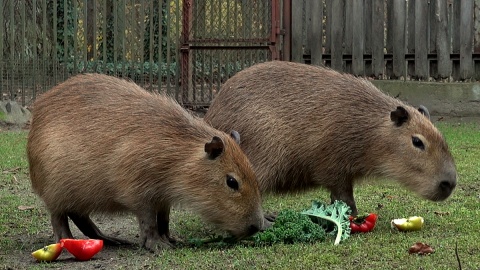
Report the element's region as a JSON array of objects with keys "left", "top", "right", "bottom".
[{"left": 0, "top": 123, "right": 479, "bottom": 269}]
